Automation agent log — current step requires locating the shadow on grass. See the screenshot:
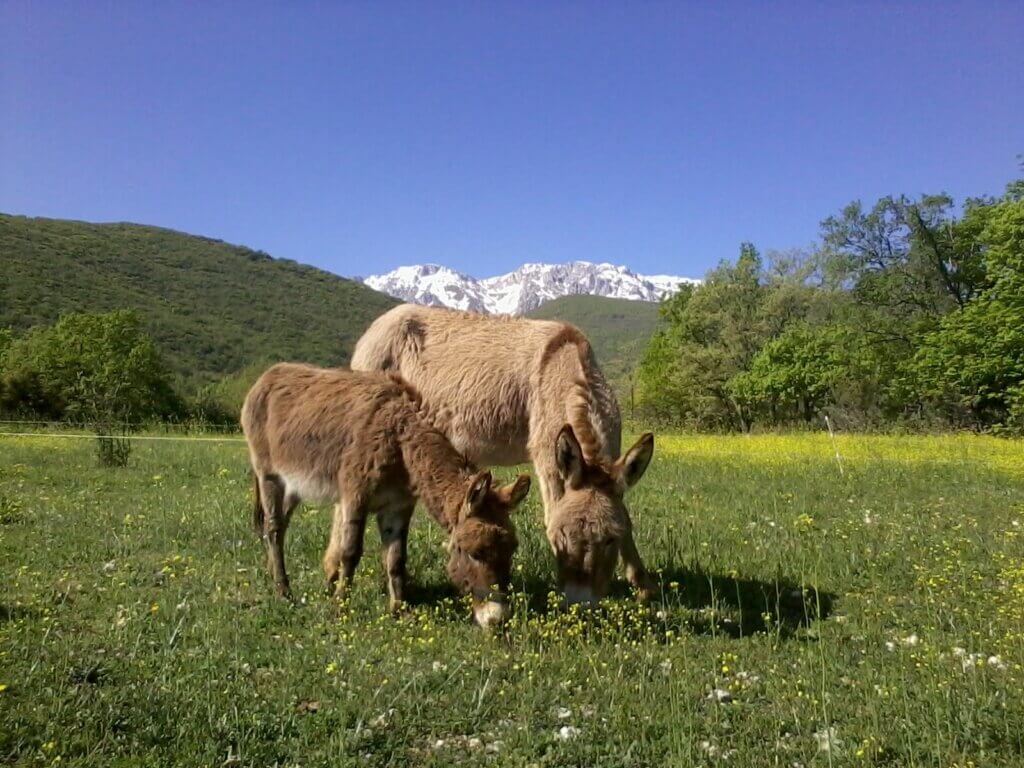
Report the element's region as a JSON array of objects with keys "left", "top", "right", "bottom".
[
  {"left": 405, "top": 567, "right": 833, "bottom": 642},
  {"left": 0, "top": 603, "right": 42, "bottom": 623},
  {"left": 404, "top": 580, "right": 460, "bottom": 608},
  {"left": 633, "top": 566, "right": 834, "bottom": 640}
]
